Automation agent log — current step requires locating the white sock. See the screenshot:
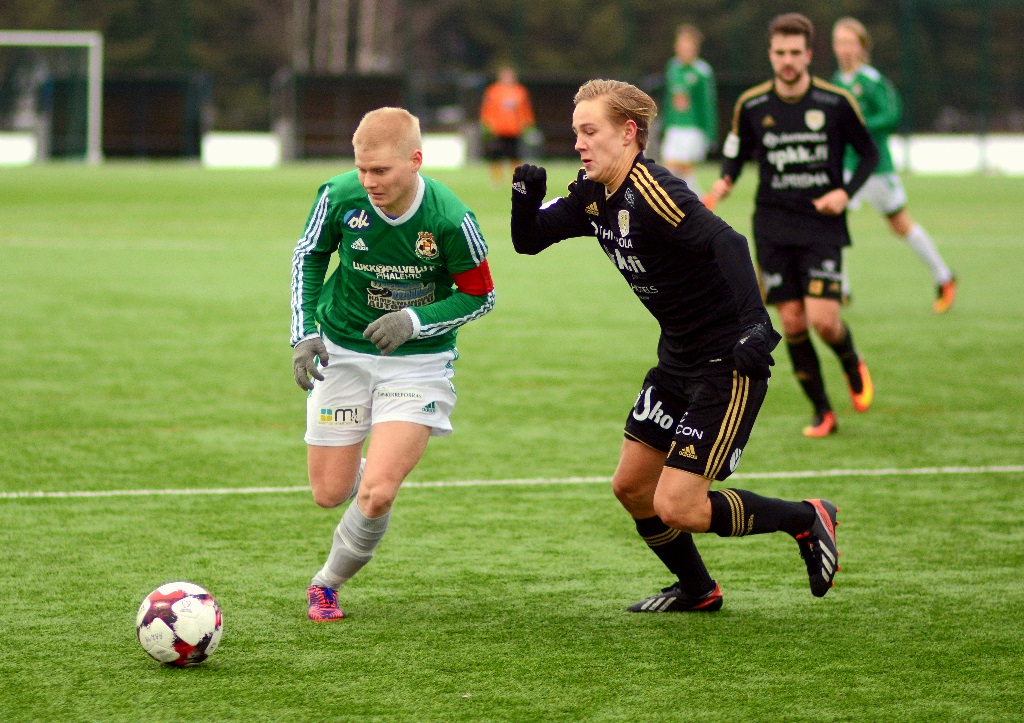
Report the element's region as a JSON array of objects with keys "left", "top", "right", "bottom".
[
  {"left": 311, "top": 502, "right": 390, "bottom": 589},
  {"left": 904, "top": 224, "right": 952, "bottom": 285}
]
